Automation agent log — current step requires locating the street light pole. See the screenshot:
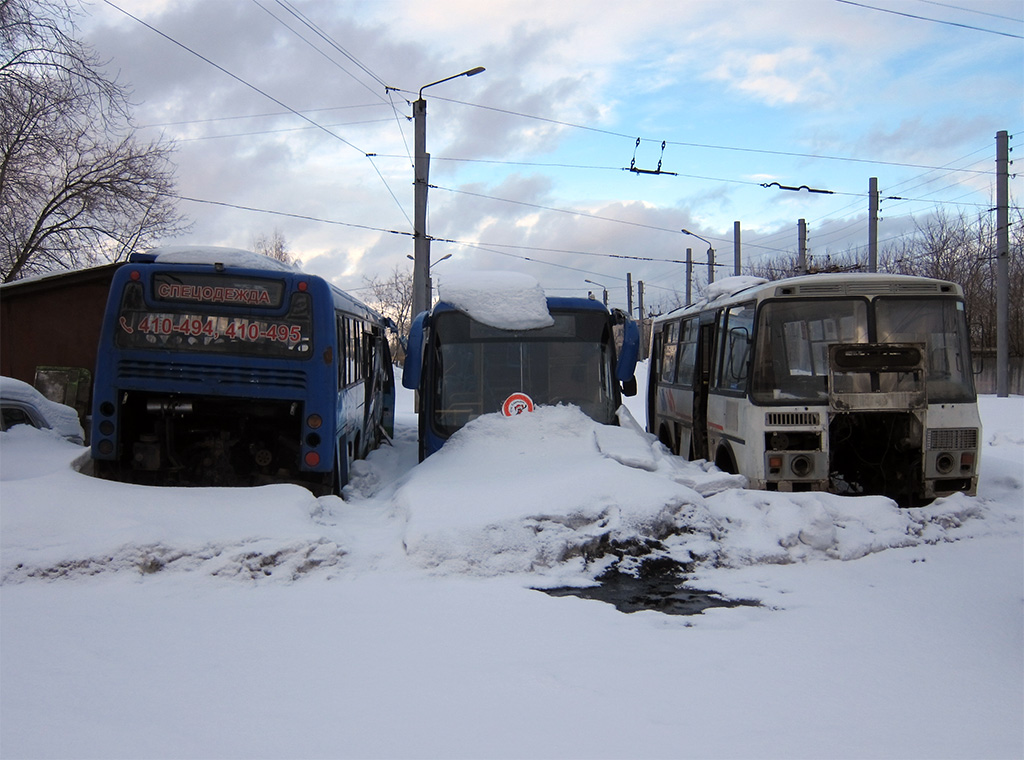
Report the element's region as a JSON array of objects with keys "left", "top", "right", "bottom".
[
  {"left": 412, "top": 66, "right": 485, "bottom": 318},
  {"left": 682, "top": 228, "right": 716, "bottom": 286}
]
